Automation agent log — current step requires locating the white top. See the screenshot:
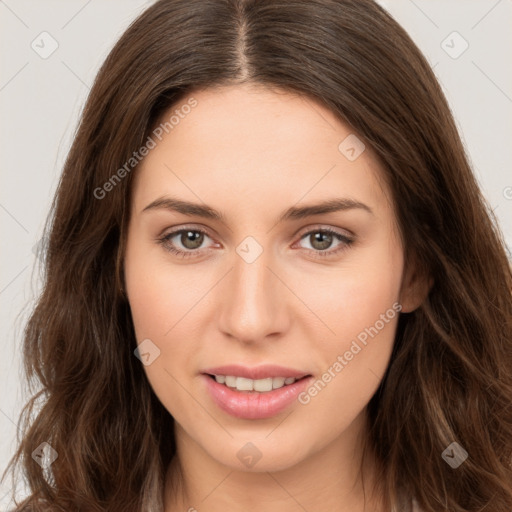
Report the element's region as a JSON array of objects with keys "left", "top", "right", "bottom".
[{"left": 411, "top": 497, "right": 422, "bottom": 511}]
